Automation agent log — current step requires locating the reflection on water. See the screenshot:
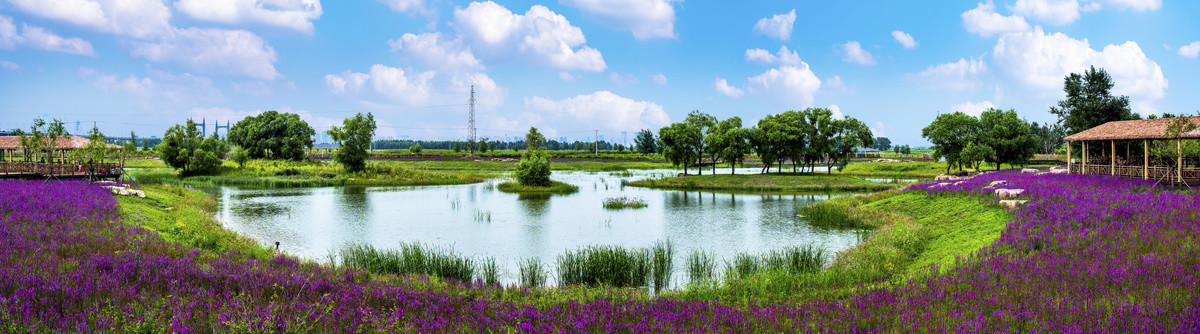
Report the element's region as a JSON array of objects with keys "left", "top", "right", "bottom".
[{"left": 214, "top": 169, "right": 866, "bottom": 284}]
